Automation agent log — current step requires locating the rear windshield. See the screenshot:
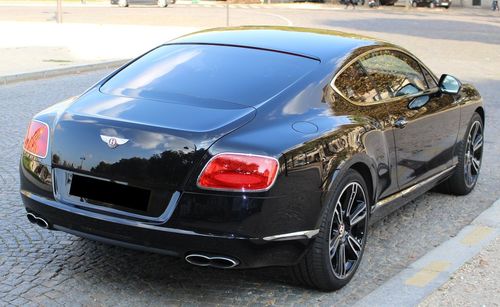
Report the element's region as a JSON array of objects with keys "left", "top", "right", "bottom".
[{"left": 100, "top": 44, "right": 319, "bottom": 107}]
